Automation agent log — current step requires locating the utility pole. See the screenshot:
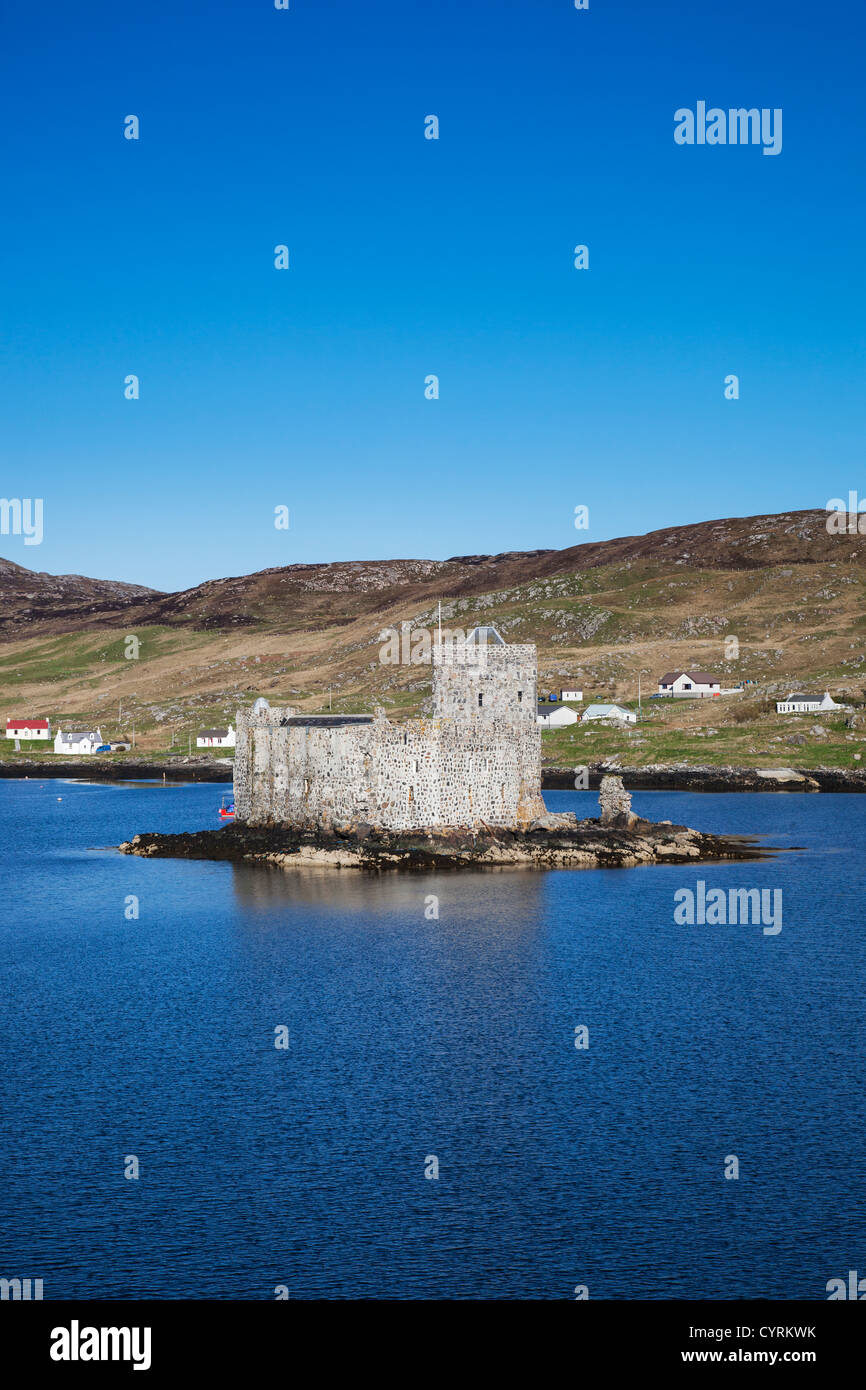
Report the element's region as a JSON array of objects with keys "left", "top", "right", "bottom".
[
  {"left": 638, "top": 668, "right": 650, "bottom": 715},
  {"left": 329, "top": 687, "right": 332, "bottom": 712}
]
